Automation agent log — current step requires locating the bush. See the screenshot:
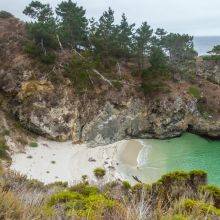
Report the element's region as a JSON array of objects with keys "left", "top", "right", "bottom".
[
  {"left": 182, "top": 199, "right": 220, "bottom": 216},
  {"left": 122, "top": 181, "right": 131, "bottom": 190},
  {"left": 0, "top": 11, "right": 13, "bottom": 19},
  {"left": 0, "top": 188, "right": 23, "bottom": 219},
  {"left": 202, "top": 55, "right": 220, "bottom": 61},
  {"left": 24, "top": 41, "right": 56, "bottom": 64},
  {"left": 0, "top": 136, "right": 8, "bottom": 159},
  {"left": 188, "top": 86, "right": 201, "bottom": 99},
  {"left": 70, "top": 183, "right": 99, "bottom": 196},
  {"left": 29, "top": 142, "right": 38, "bottom": 148},
  {"left": 47, "top": 189, "right": 117, "bottom": 218},
  {"left": 93, "top": 168, "right": 106, "bottom": 178},
  {"left": 158, "top": 171, "right": 190, "bottom": 184},
  {"left": 40, "top": 52, "right": 56, "bottom": 64},
  {"left": 24, "top": 41, "right": 41, "bottom": 57}
]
